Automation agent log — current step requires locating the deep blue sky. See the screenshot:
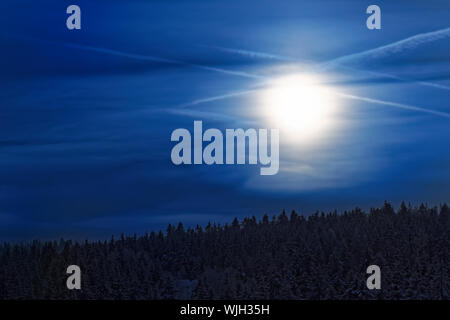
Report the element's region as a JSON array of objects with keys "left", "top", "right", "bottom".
[{"left": 0, "top": 0, "right": 449, "bottom": 241}]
